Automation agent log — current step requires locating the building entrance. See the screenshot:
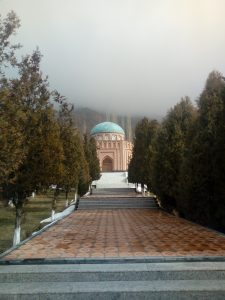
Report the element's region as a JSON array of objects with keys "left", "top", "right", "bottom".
[{"left": 102, "top": 157, "right": 113, "bottom": 172}]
